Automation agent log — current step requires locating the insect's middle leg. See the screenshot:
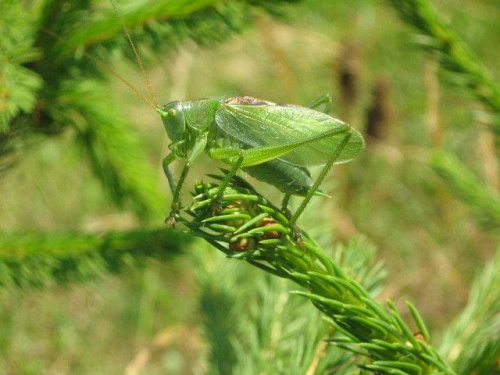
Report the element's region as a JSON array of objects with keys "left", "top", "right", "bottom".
[
  {"left": 308, "top": 94, "right": 333, "bottom": 114},
  {"left": 207, "top": 146, "right": 245, "bottom": 211},
  {"left": 281, "top": 193, "right": 292, "bottom": 215},
  {"left": 213, "top": 153, "right": 245, "bottom": 212}
]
